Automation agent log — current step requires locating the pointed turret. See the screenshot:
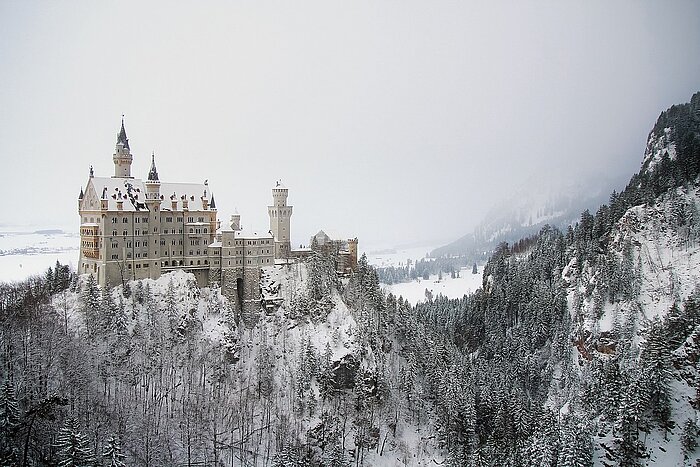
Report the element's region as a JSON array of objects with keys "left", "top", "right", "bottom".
[
  {"left": 148, "top": 152, "right": 159, "bottom": 181},
  {"left": 113, "top": 117, "right": 133, "bottom": 178},
  {"left": 145, "top": 152, "right": 162, "bottom": 203},
  {"left": 78, "top": 187, "right": 84, "bottom": 200},
  {"left": 117, "top": 117, "right": 130, "bottom": 150},
  {"left": 210, "top": 195, "right": 216, "bottom": 209}
]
